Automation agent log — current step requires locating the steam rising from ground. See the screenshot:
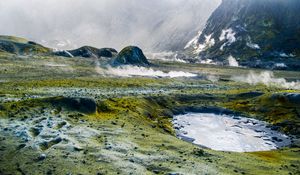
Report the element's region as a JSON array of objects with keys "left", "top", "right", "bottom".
[
  {"left": 96, "top": 65, "right": 197, "bottom": 78},
  {"left": 146, "top": 52, "right": 187, "bottom": 63},
  {"left": 228, "top": 55, "right": 239, "bottom": 67},
  {"left": 207, "top": 75, "right": 220, "bottom": 83},
  {"left": 232, "top": 71, "right": 300, "bottom": 89}
]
